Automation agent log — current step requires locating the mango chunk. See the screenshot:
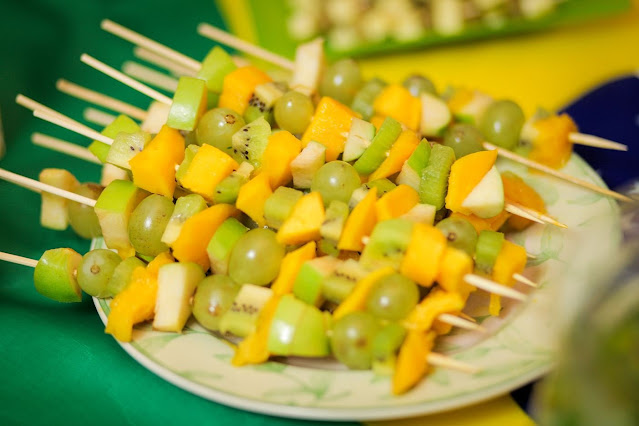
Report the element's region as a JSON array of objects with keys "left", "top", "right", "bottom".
[
  {"left": 373, "top": 84, "right": 421, "bottom": 132},
  {"left": 368, "top": 130, "right": 420, "bottom": 181},
  {"left": 277, "top": 192, "right": 325, "bottom": 245},
  {"left": 271, "top": 241, "right": 317, "bottom": 296},
  {"left": 449, "top": 211, "right": 511, "bottom": 234},
  {"left": 218, "top": 66, "right": 272, "bottom": 115},
  {"left": 400, "top": 223, "right": 447, "bottom": 287},
  {"left": 529, "top": 113, "right": 577, "bottom": 170},
  {"left": 489, "top": 240, "right": 527, "bottom": 316},
  {"left": 301, "top": 97, "right": 358, "bottom": 162},
  {"left": 333, "top": 266, "right": 395, "bottom": 320},
  {"left": 392, "top": 330, "right": 435, "bottom": 395},
  {"left": 502, "top": 171, "right": 546, "bottom": 230},
  {"left": 436, "top": 247, "right": 474, "bottom": 298},
  {"left": 178, "top": 144, "right": 238, "bottom": 202},
  {"left": 260, "top": 130, "right": 302, "bottom": 189},
  {"left": 375, "top": 184, "right": 419, "bottom": 222},
  {"left": 338, "top": 187, "right": 378, "bottom": 252},
  {"left": 405, "top": 289, "right": 465, "bottom": 332},
  {"left": 236, "top": 172, "right": 273, "bottom": 228},
  {"left": 129, "top": 125, "right": 185, "bottom": 198},
  {"left": 445, "top": 150, "right": 497, "bottom": 216},
  {"left": 171, "top": 204, "right": 237, "bottom": 271},
  {"left": 105, "top": 252, "right": 174, "bottom": 342},
  {"left": 232, "top": 295, "right": 280, "bottom": 366}
]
